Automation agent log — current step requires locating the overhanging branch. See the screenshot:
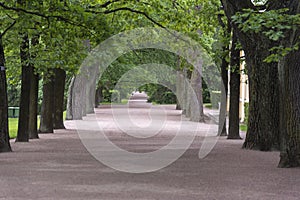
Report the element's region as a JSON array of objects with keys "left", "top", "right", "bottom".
[
  {"left": 0, "top": 2, "right": 88, "bottom": 30},
  {"left": 86, "top": 7, "right": 166, "bottom": 29},
  {"left": 0, "top": 19, "right": 16, "bottom": 38}
]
